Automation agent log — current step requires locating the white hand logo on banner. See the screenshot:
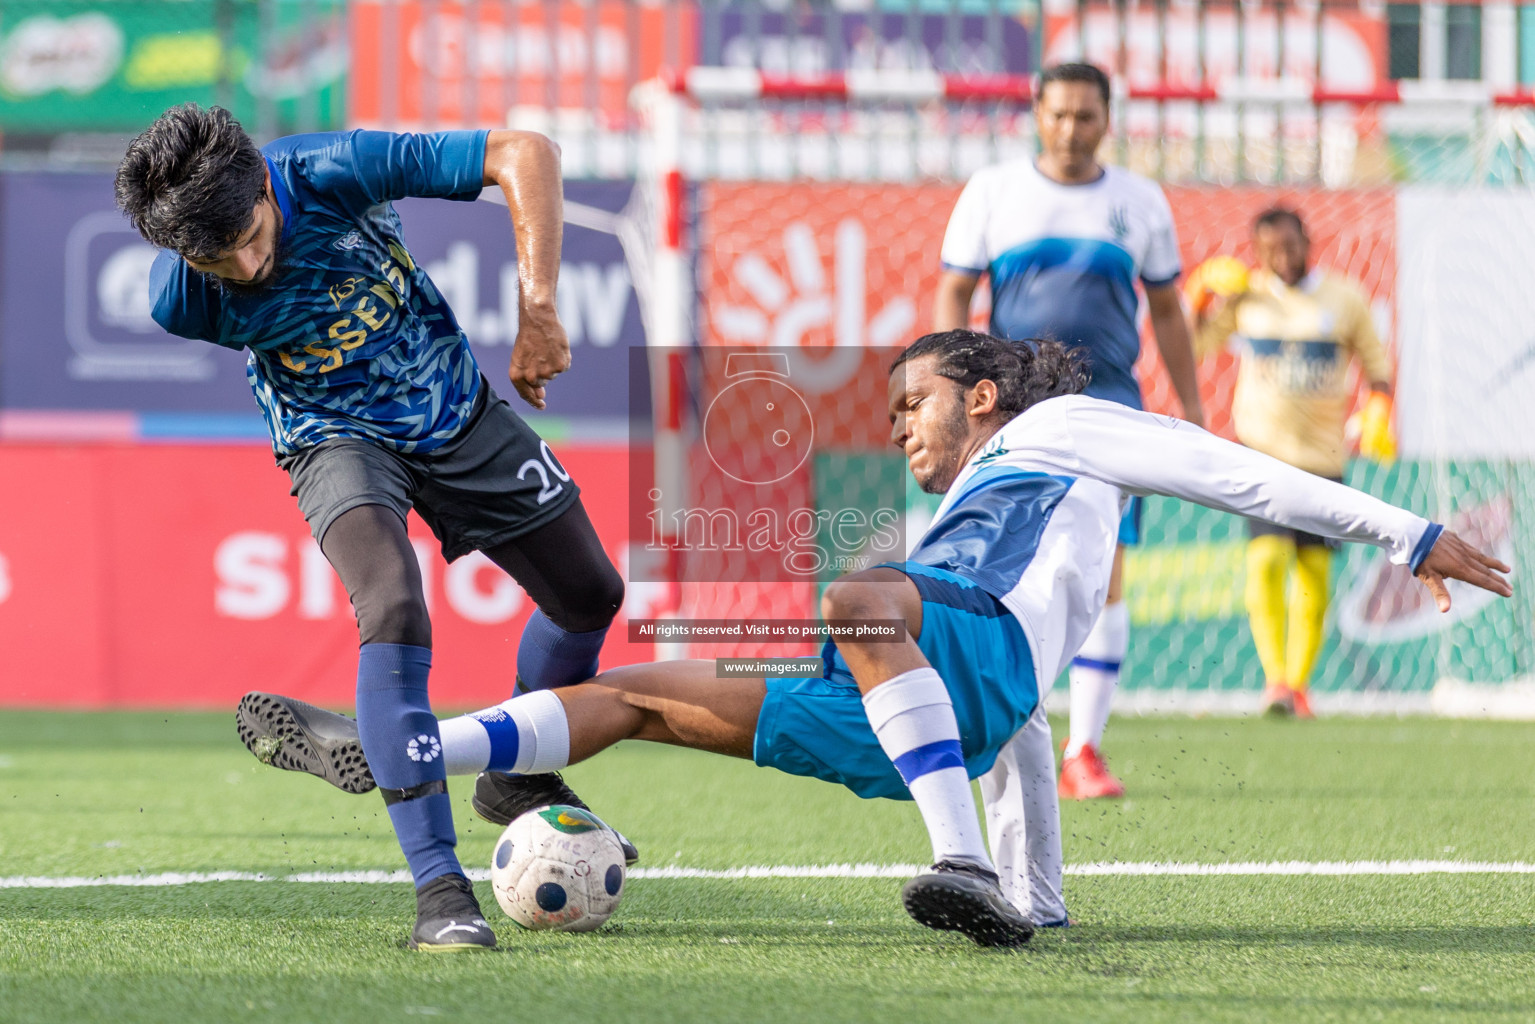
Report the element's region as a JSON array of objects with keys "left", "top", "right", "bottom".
[
  {"left": 0, "top": 551, "right": 10, "bottom": 605},
  {"left": 714, "top": 219, "right": 915, "bottom": 349}
]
